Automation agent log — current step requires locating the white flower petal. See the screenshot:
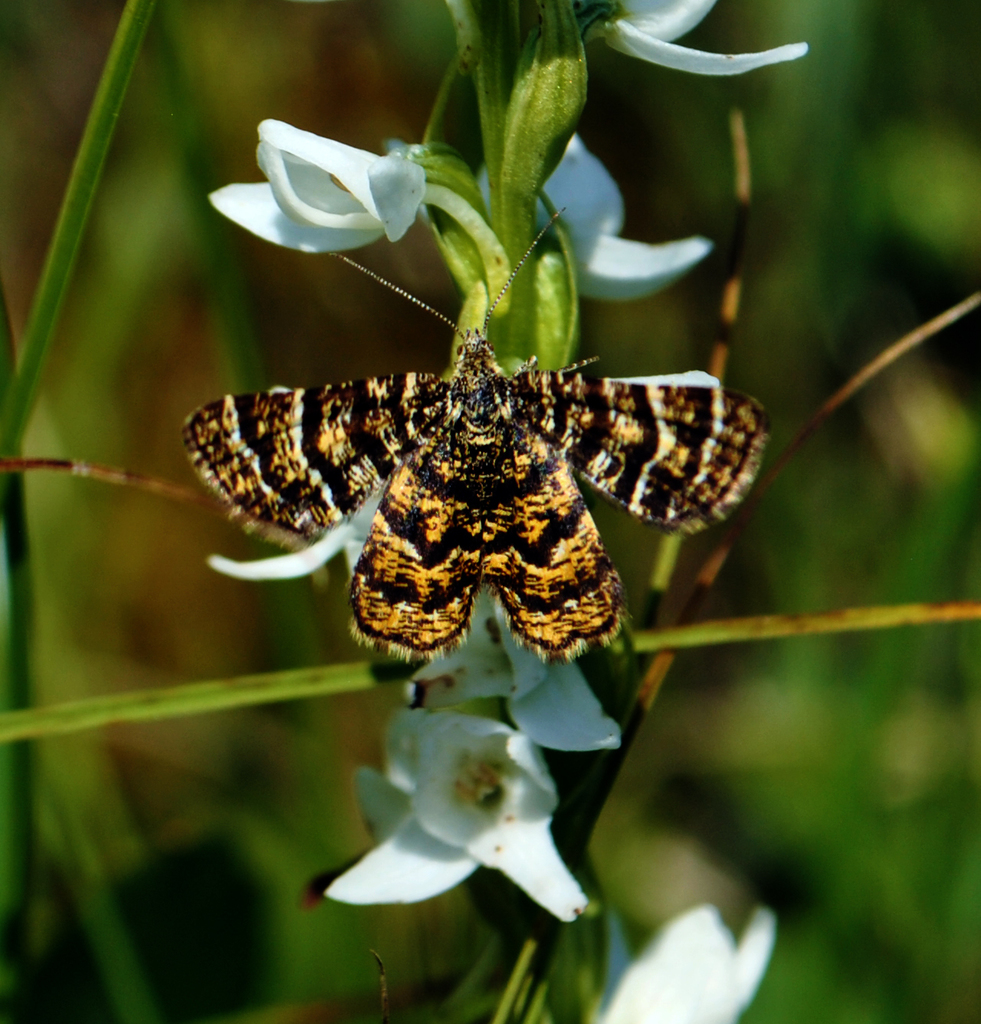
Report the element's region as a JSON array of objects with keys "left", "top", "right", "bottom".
[
  {"left": 599, "top": 904, "right": 775, "bottom": 1024},
  {"left": 497, "top": 609, "right": 549, "bottom": 700},
  {"left": 732, "top": 908, "right": 776, "bottom": 1010},
  {"left": 615, "top": 371, "right": 720, "bottom": 388},
  {"left": 209, "top": 183, "right": 384, "bottom": 252},
  {"left": 354, "top": 766, "right": 412, "bottom": 841},
  {"left": 326, "top": 818, "right": 477, "bottom": 905},
  {"left": 607, "top": 23, "right": 808, "bottom": 76},
  {"left": 578, "top": 233, "right": 712, "bottom": 300},
  {"left": 384, "top": 708, "right": 427, "bottom": 794},
  {"left": 411, "top": 594, "right": 512, "bottom": 708},
  {"left": 509, "top": 662, "right": 621, "bottom": 751},
  {"left": 467, "top": 817, "right": 587, "bottom": 922},
  {"left": 258, "top": 120, "right": 380, "bottom": 215},
  {"left": 340, "top": 498, "right": 380, "bottom": 575},
  {"left": 206, "top": 525, "right": 355, "bottom": 581},
  {"left": 367, "top": 152, "right": 427, "bottom": 241},
  {"left": 412, "top": 716, "right": 556, "bottom": 849},
  {"left": 544, "top": 134, "right": 624, "bottom": 241},
  {"left": 622, "top": 0, "right": 721, "bottom": 43},
  {"left": 503, "top": 731, "right": 559, "bottom": 798},
  {"left": 257, "top": 142, "right": 383, "bottom": 232},
  {"left": 600, "top": 913, "right": 634, "bottom": 1017}
]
